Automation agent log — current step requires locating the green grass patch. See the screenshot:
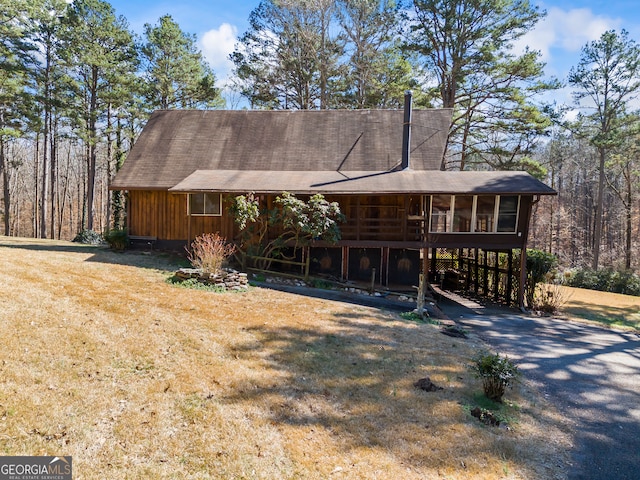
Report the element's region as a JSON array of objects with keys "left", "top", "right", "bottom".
[
  {"left": 399, "top": 311, "right": 440, "bottom": 326},
  {"left": 562, "top": 302, "right": 640, "bottom": 331},
  {"left": 463, "top": 392, "right": 521, "bottom": 426},
  {"left": 166, "top": 276, "right": 229, "bottom": 293}
]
